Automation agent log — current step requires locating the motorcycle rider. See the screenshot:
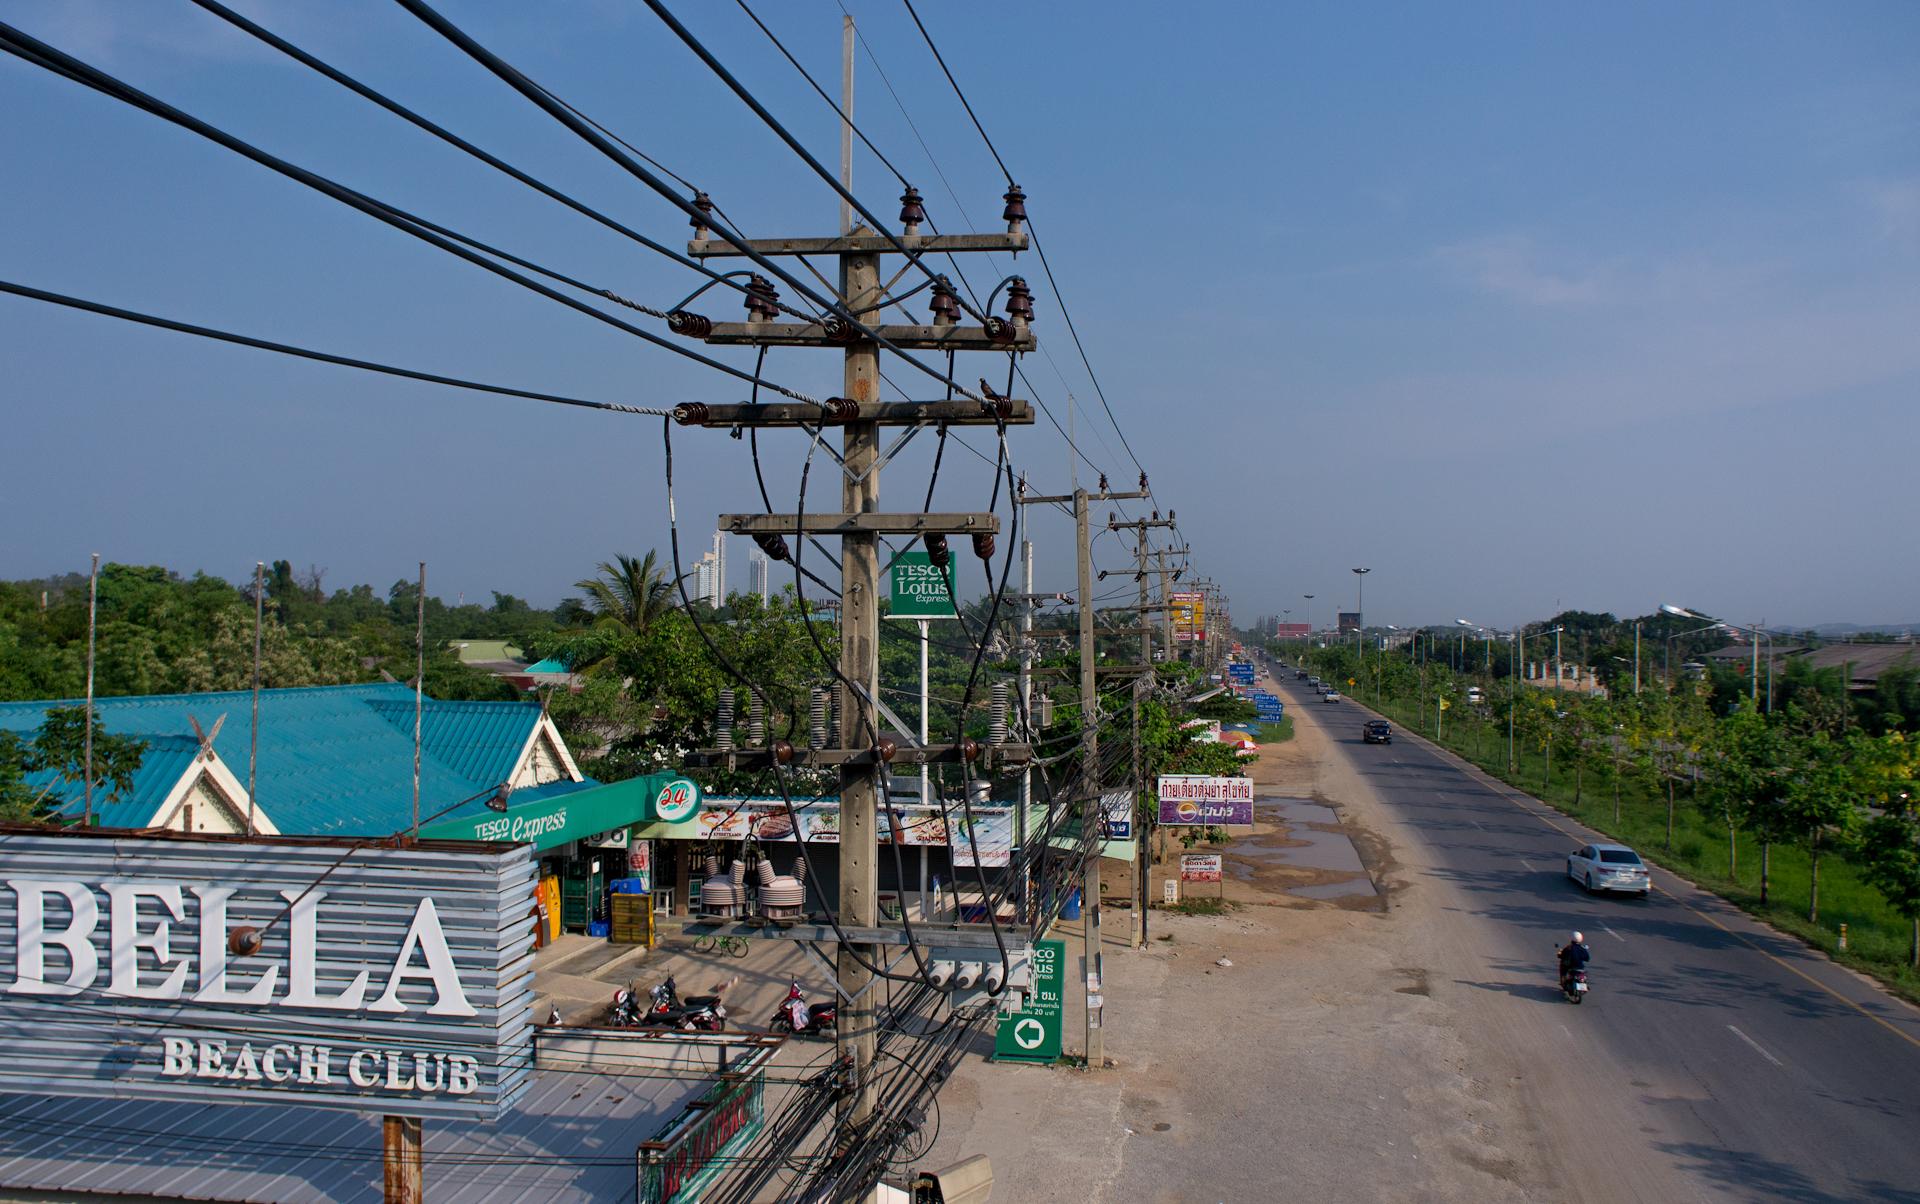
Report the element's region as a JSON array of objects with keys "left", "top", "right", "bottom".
[{"left": 1557, "top": 931, "right": 1591, "bottom": 990}]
